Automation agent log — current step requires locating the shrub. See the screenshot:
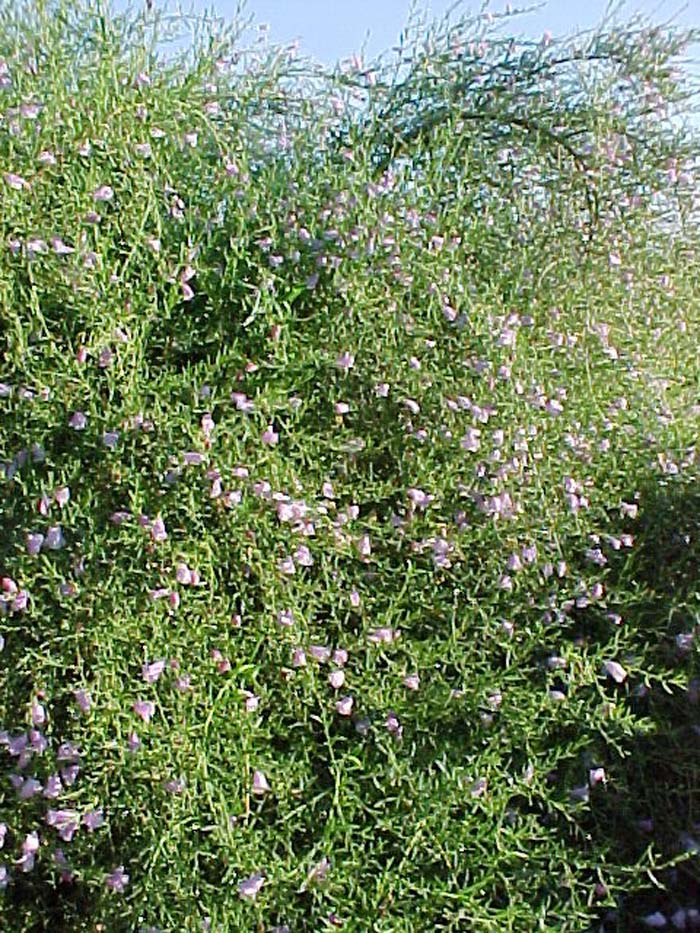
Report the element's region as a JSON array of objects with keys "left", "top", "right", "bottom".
[{"left": 1, "top": 1, "right": 699, "bottom": 929}]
